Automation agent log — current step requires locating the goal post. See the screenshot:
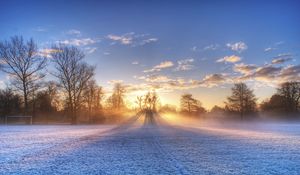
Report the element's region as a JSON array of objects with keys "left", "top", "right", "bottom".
[{"left": 5, "top": 116, "right": 33, "bottom": 125}]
